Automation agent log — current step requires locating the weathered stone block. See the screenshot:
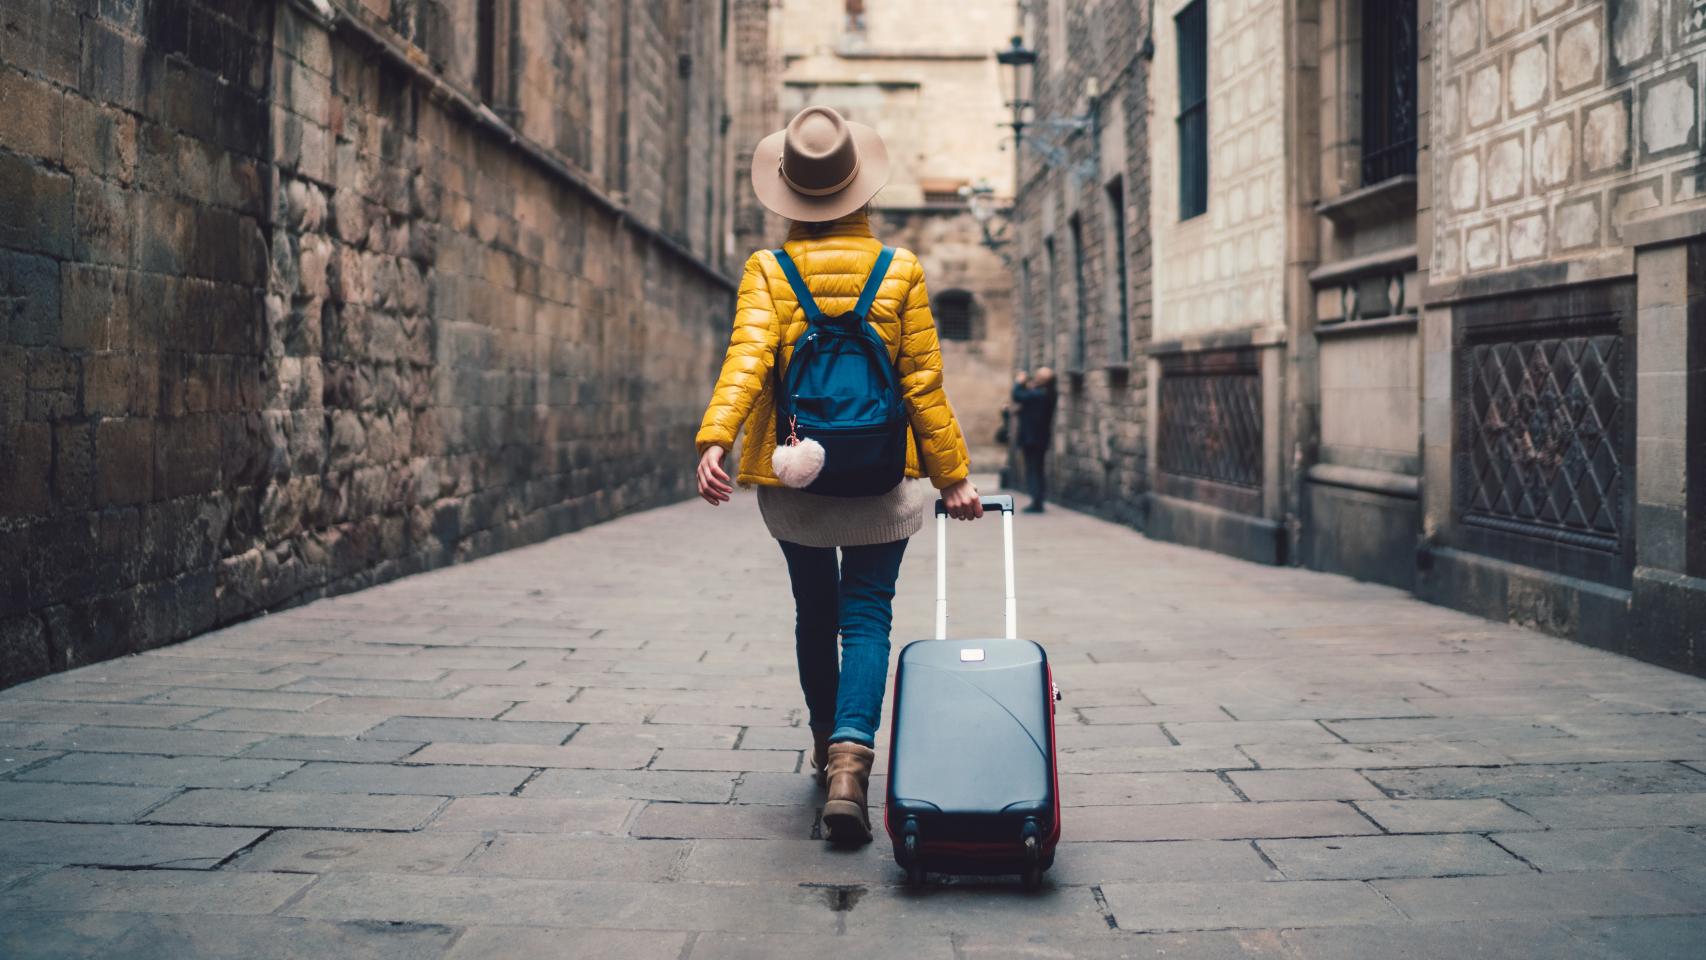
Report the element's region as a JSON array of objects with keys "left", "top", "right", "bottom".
[
  {"left": 95, "top": 417, "right": 155, "bottom": 506},
  {"left": 60, "top": 263, "right": 131, "bottom": 351},
  {"left": 1485, "top": 136, "right": 1524, "bottom": 203},
  {"left": 0, "top": 0, "right": 80, "bottom": 85},
  {"left": 0, "top": 153, "right": 73, "bottom": 258},
  {"left": 1508, "top": 212, "right": 1547, "bottom": 262},
  {"left": 1556, "top": 13, "right": 1604, "bottom": 94},
  {"left": 0, "top": 421, "right": 51, "bottom": 515},
  {"left": 1507, "top": 40, "right": 1548, "bottom": 114},
  {"left": 1556, "top": 195, "right": 1601, "bottom": 250},
  {"left": 1639, "top": 67, "right": 1698, "bottom": 161},
  {"left": 155, "top": 414, "right": 222, "bottom": 498},
  {"left": 1610, "top": 0, "right": 1663, "bottom": 75},
  {"left": 0, "top": 68, "right": 65, "bottom": 161},
  {"left": 1449, "top": 151, "right": 1481, "bottom": 212},
  {"left": 73, "top": 178, "right": 135, "bottom": 266},
  {"left": 1584, "top": 93, "right": 1632, "bottom": 175},
  {"left": 1482, "top": 0, "right": 1522, "bottom": 40},
  {"left": 0, "top": 249, "right": 61, "bottom": 347},
  {"left": 1465, "top": 222, "right": 1501, "bottom": 271},
  {"left": 1466, "top": 63, "right": 1501, "bottom": 129},
  {"left": 1531, "top": 119, "right": 1573, "bottom": 189},
  {"left": 1610, "top": 177, "right": 1663, "bottom": 240},
  {"left": 79, "top": 18, "right": 147, "bottom": 111},
  {"left": 137, "top": 194, "right": 196, "bottom": 275}
]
